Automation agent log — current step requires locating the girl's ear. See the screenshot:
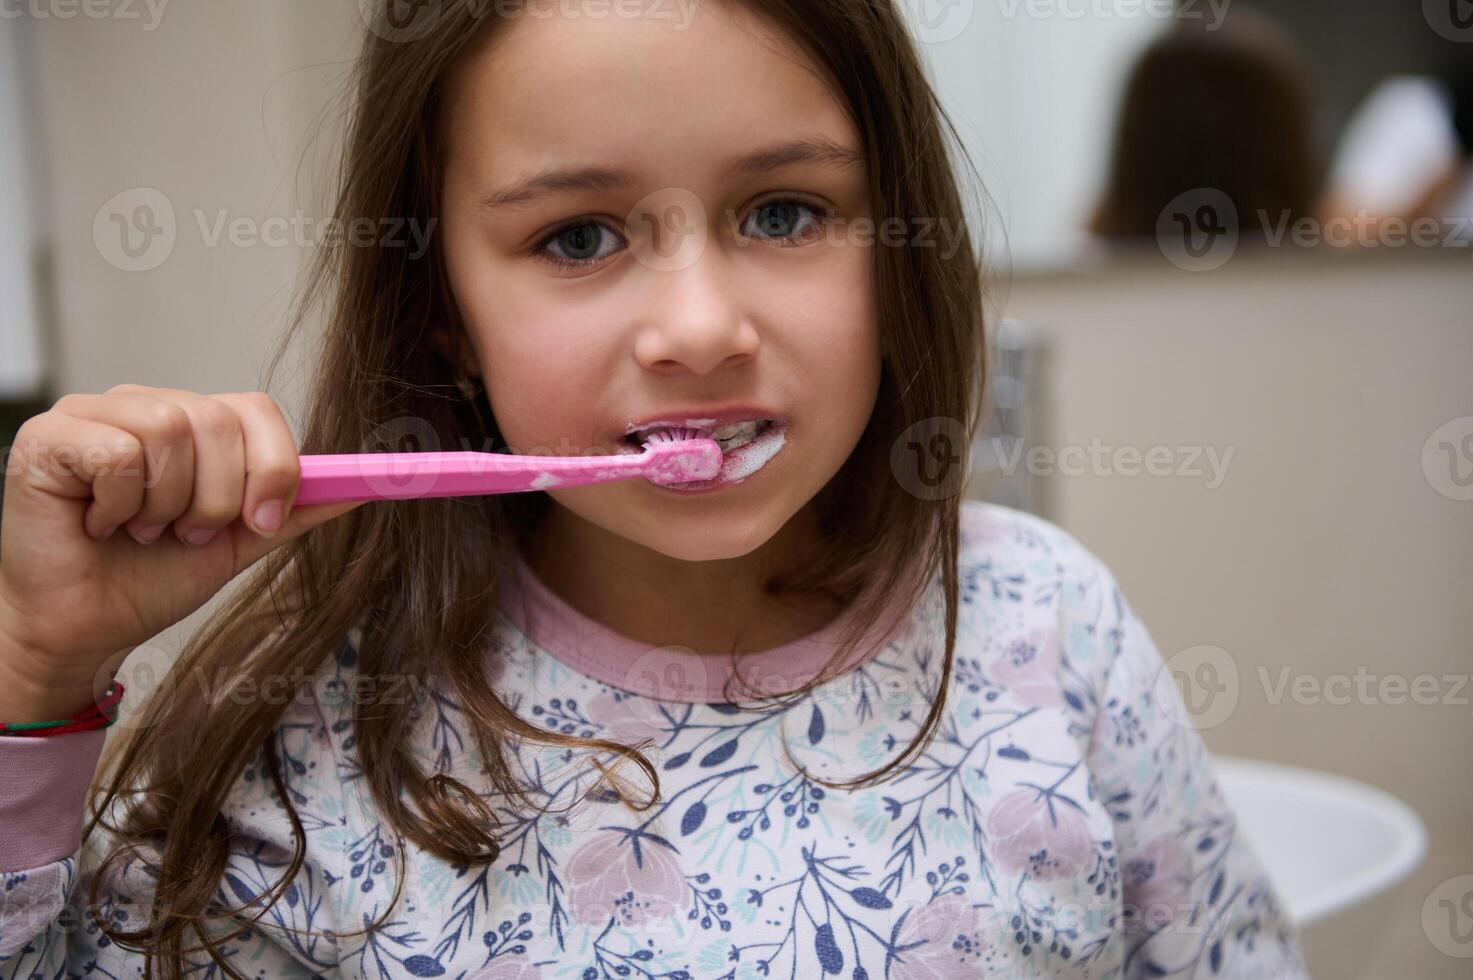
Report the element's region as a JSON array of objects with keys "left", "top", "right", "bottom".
[{"left": 431, "top": 272, "right": 482, "bottom": 380}]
